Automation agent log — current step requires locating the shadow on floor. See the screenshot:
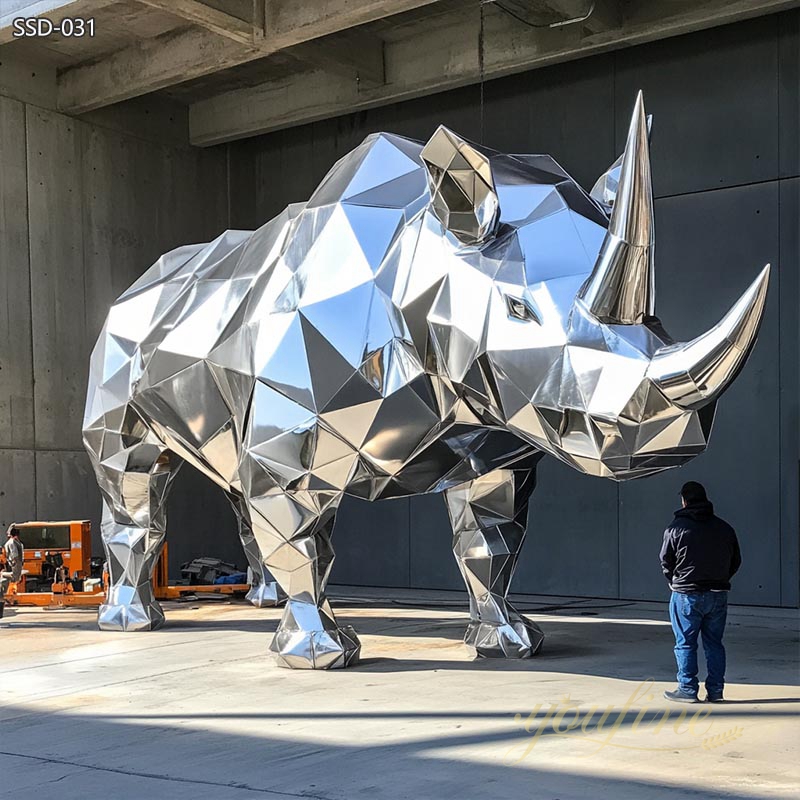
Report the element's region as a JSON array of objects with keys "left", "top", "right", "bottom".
[{"left": 1, "top": 699, "right": 798, "bottom": 800}]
